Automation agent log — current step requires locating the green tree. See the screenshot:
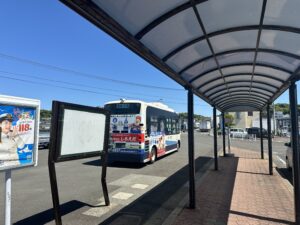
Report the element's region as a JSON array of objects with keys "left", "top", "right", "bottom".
[
  {"left": 224, "top": 114, "right": 234, "bottom": 127},
  {"left": 40, "top": 109, "right": 51, "bottom": 119}
]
